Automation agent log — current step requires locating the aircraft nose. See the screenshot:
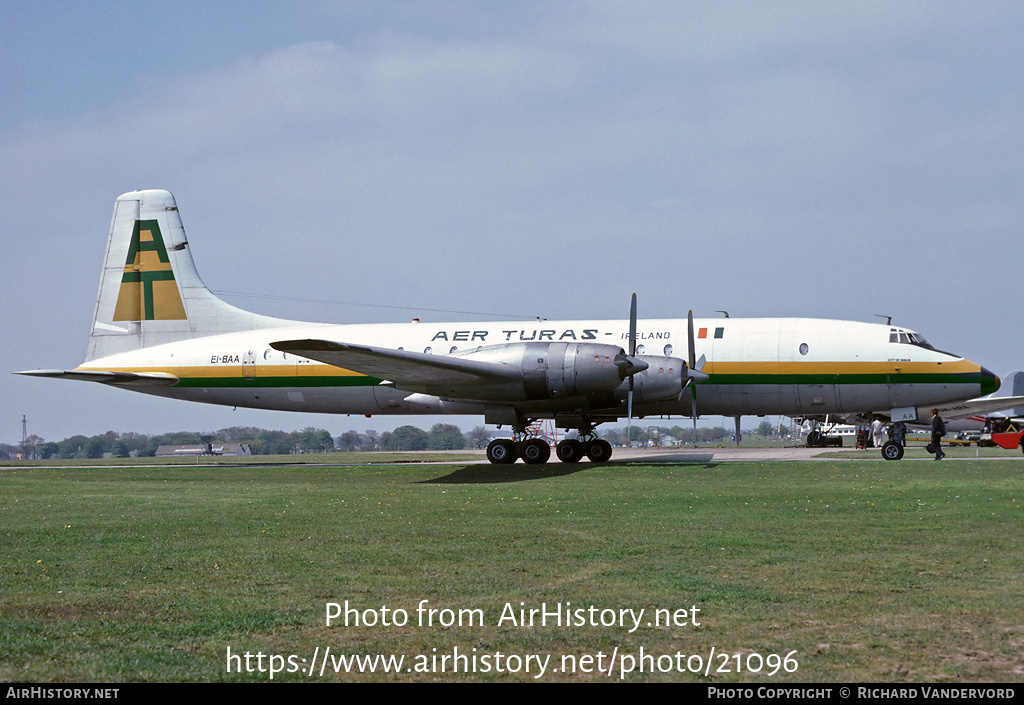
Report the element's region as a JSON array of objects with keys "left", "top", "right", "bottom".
[{"left": 980, "top": 366, "right": 1000, "bottom": 396}]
